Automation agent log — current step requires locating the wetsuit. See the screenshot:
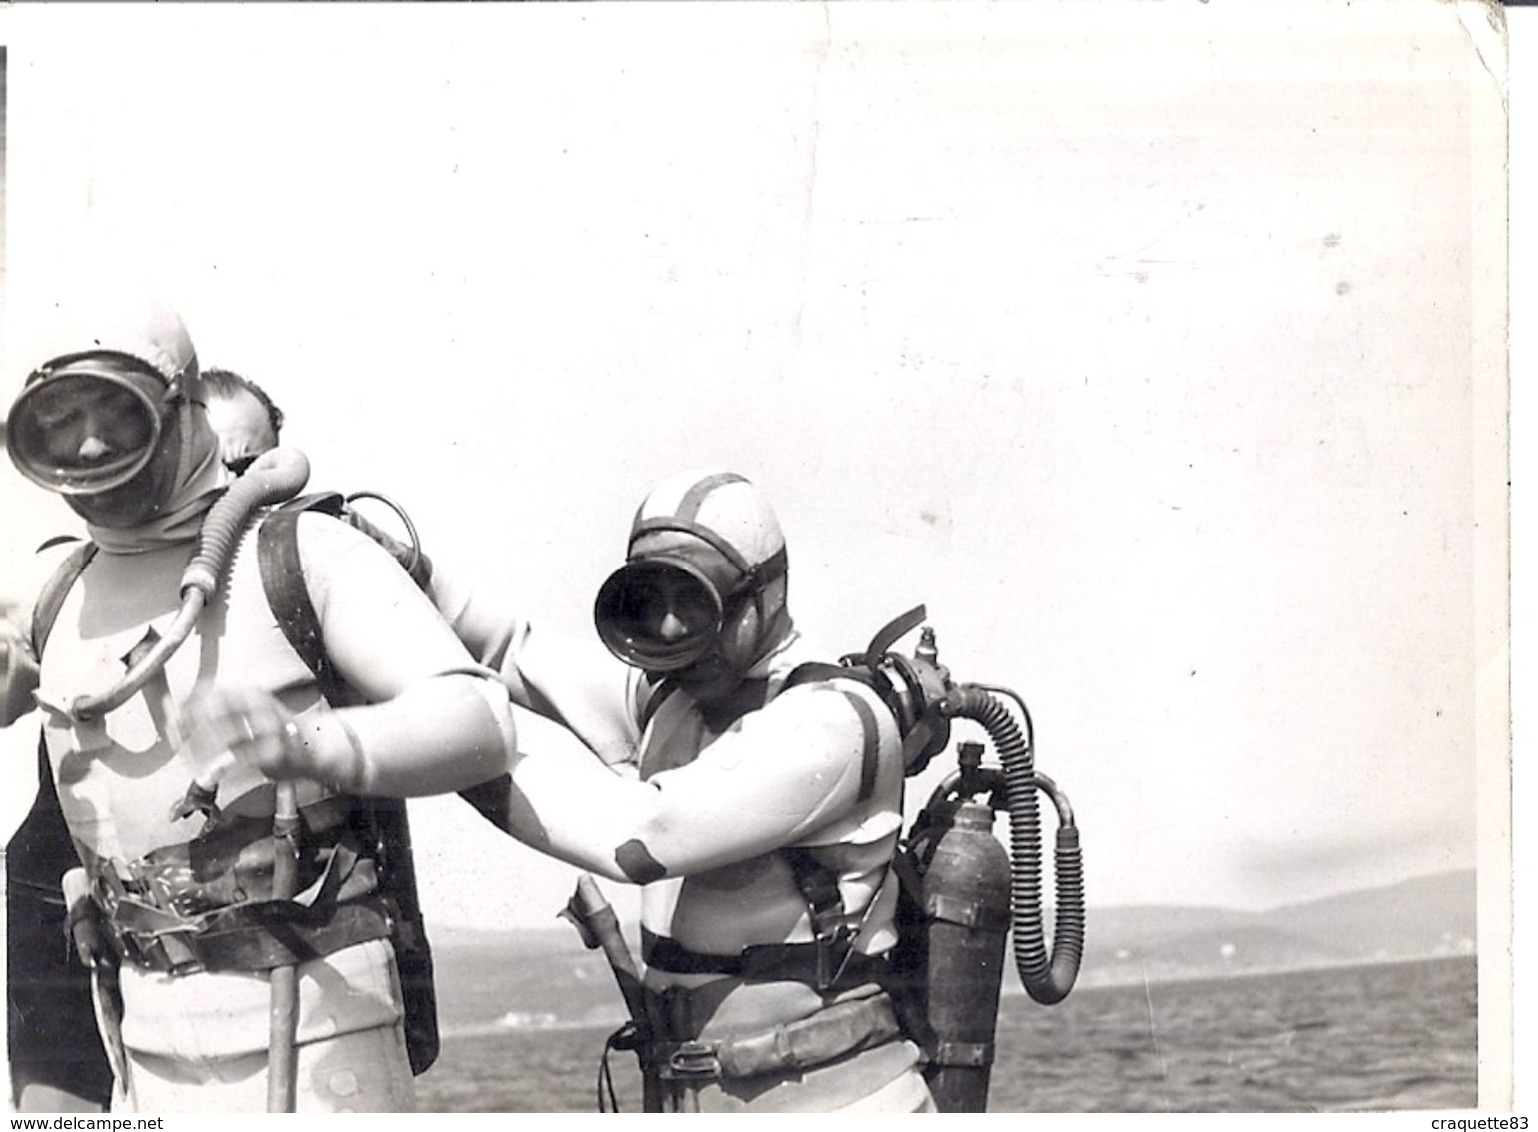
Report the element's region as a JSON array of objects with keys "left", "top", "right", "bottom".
[
  {"left": 493, "top": 629, "right": 935, "bottom": 1113},
  {"left": 28, "top": 513, "right": 514, "bottom": 1112},
  {"left": 7, "top": 511, "right": 628, "bottom": 1111}
]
